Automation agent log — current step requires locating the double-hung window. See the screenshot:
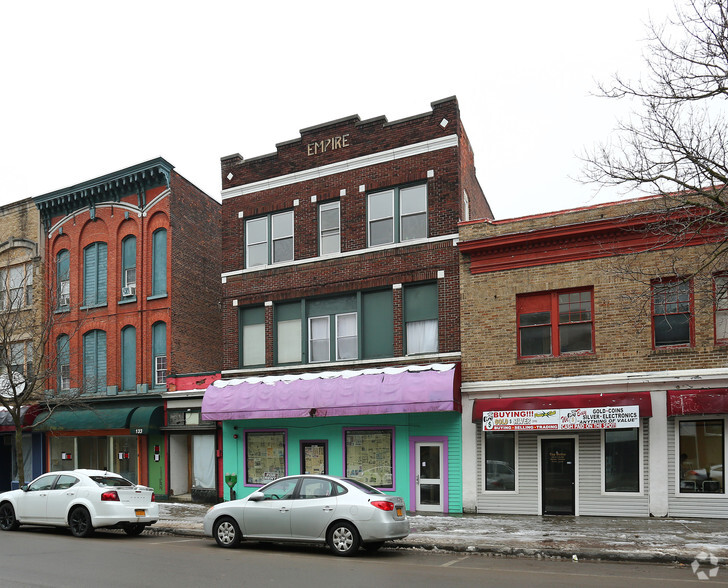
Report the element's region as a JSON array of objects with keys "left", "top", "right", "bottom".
[
  {"left": 517, "top": 289, "right": 593, "bottom": 358},
  {"left": 0, "top": 264, "right": 33, "bottom": 311},
  {"left": 57, "top": 250, "right": 70, "bottom": 309},
  {"left": 152, "top": 322, "right": 167, "bottom": 388},
  {"left": 83, "top": 242, "right": 107, "bottom": 307},
  {"left": 121, "top": 236, "right": 137, "bottom": 299},
  {"left": 652, "top": 279, "right": 692, "bottom": 347},
  {"left": 404, "top": 283, "right": 438, "bottom": 354},
  {"left": 276, "top": 302, "right": 302, "bottom": 364},
  {"left": 57, "top": 334, "right": 70, "bottom": 391},
  {"left": 367, "top": 184, "right": 427, "bottom": 247},
  {"left": 307, "top": 295, "right": 358, "bottom": 363},
  {"left": 246, "top": 211, "right": 294, "bottom": 268},
  {"left": 319, "top": 201, "right": 340, "bottom": 255},
  {"left": 240, "top": 307, "right": 265, "bottom": 367}
]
